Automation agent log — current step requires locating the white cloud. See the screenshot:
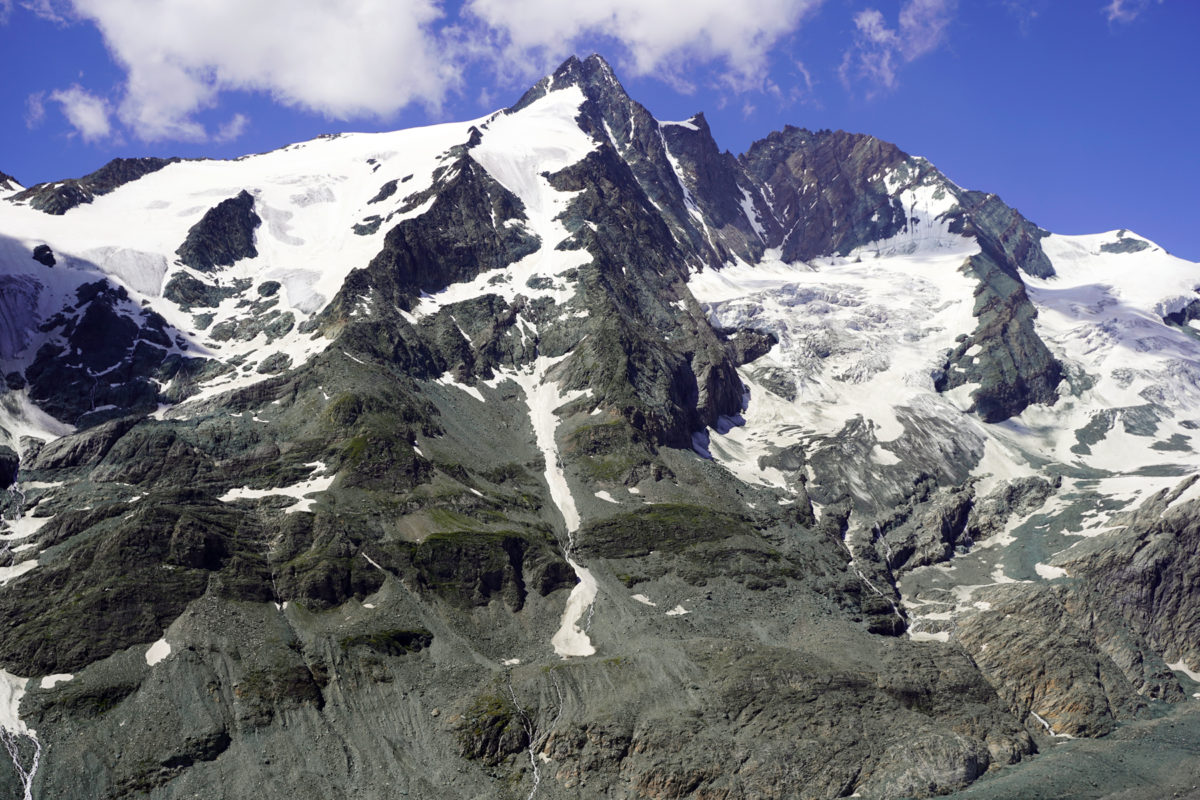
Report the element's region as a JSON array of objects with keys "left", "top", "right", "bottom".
[
  {"left": 795, "top": 60, "right": 814, "bottom": 94},
  {"left": 463, "top": 0, "right": 824, "bottom": 92},
  {"left": 840, "top": 0, "right": 956, "bottom": 94},
  {"left": 49, "top": 84, "right": 112, "bottom": 142},
  {"left": 16, "top": 0, "right": 830, "bottom": 144},
  {"left": 1103, "top": 0, "right": 1161, "bottom": 23},
  {"left": 64, "top": 0, "right": 455, "bottom": 141},
  {"left": 842, "top": 9, "right": 900, "bottom": 91}
]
